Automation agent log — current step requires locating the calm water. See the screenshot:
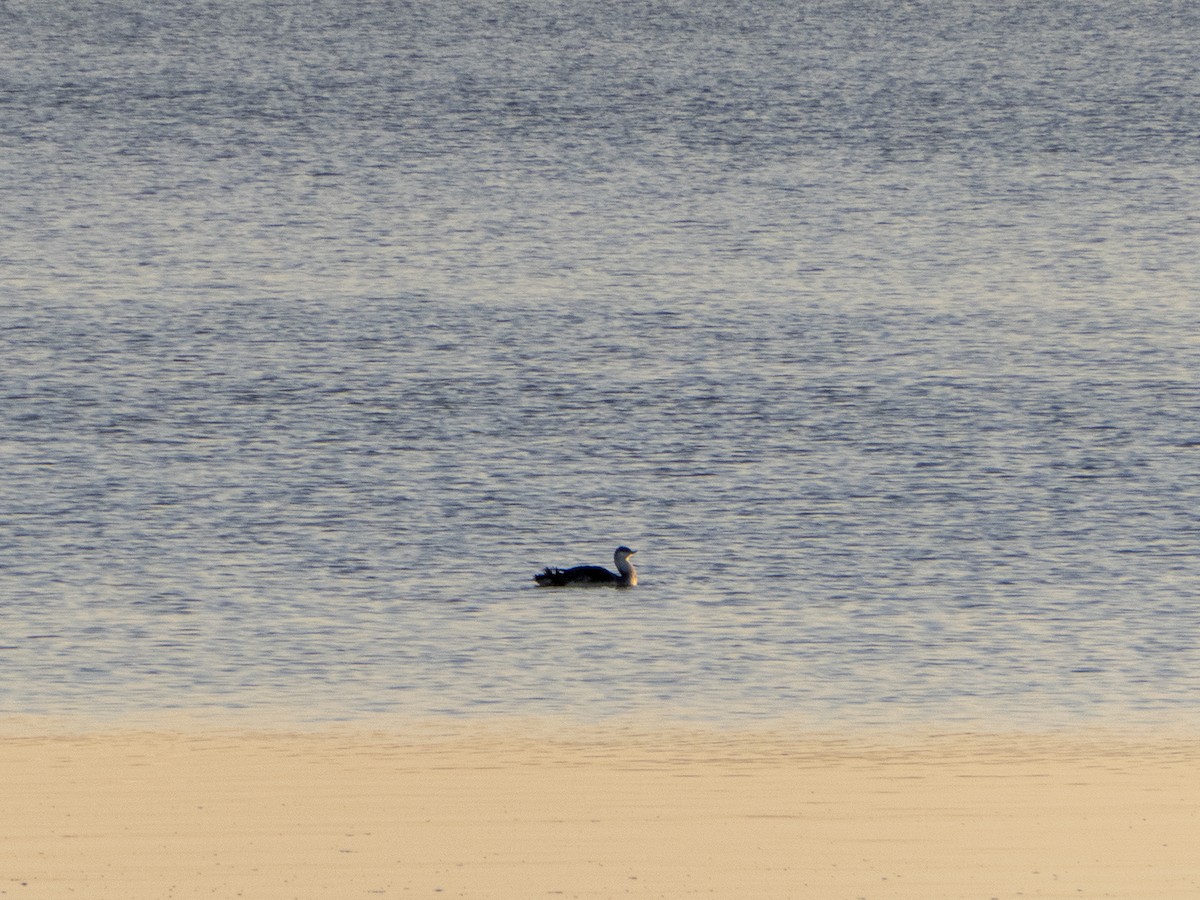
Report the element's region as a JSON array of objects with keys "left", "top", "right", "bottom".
[{"left": 3, "top": 0, "right": 1199, "bottom": 729}]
